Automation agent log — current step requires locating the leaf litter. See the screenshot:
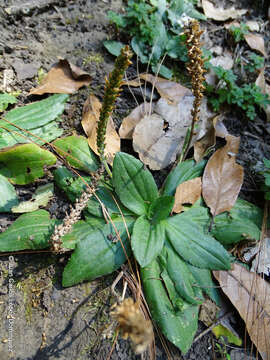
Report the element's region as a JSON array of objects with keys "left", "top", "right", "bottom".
[
  {"left": 29, "top": 59, "right": 91, "bottom": 95},
  {"left": 202, "top": 0, "right": 248, "bottom": 21},
  {"left": 121, "top": 76, "right": 214, "bottom": 170}
]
